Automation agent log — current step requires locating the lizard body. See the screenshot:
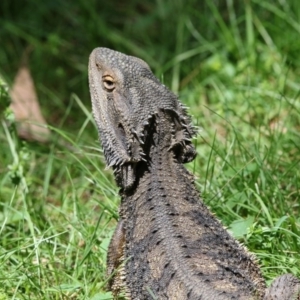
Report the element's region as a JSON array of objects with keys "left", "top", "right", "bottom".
[{"left": 88, "top": 47, "right": 300, "bottom": 300}]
